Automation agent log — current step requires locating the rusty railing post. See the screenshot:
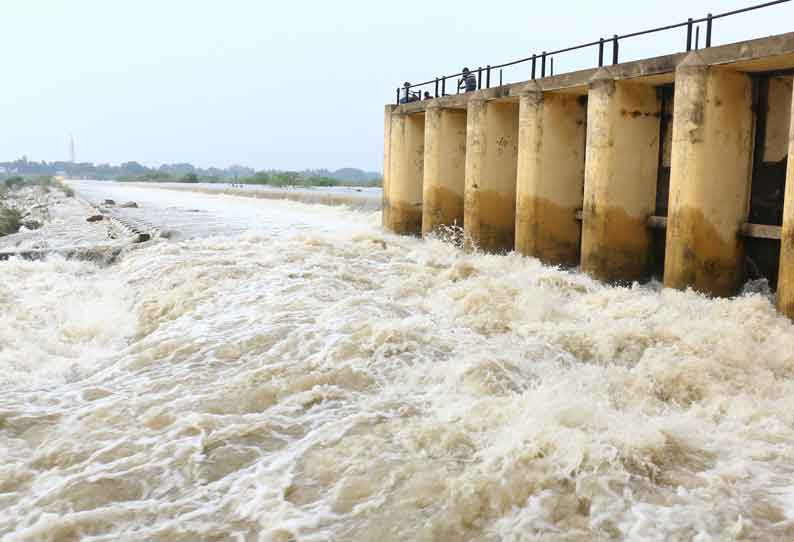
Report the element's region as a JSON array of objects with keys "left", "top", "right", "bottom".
[
  {"left": 598, "top": 37, "right": 604, "bottom": 67},
  {"left": 706, "top": 13, "right": 713, "bottom": 47},
  {"left": 612, "top": 34, "right": 619, "bottom": 64}
]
